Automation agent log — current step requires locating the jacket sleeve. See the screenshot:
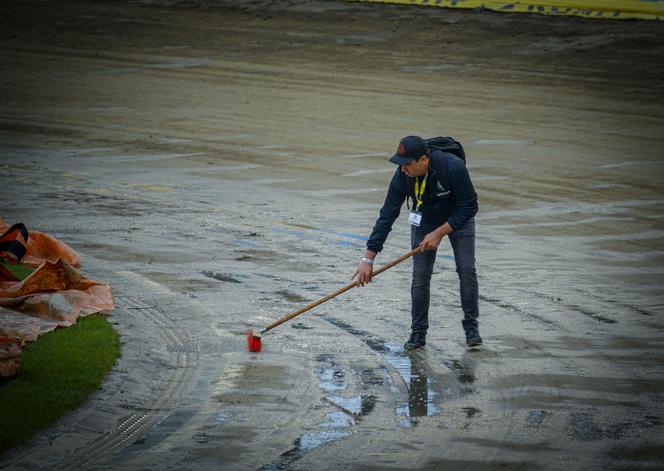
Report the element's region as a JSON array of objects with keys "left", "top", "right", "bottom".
[
  {"left": 366, "top": 169, "right": 407, "bottom": 253},
  {"left": 446, "top": 159, "right": 478, "bottom": 230}
]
